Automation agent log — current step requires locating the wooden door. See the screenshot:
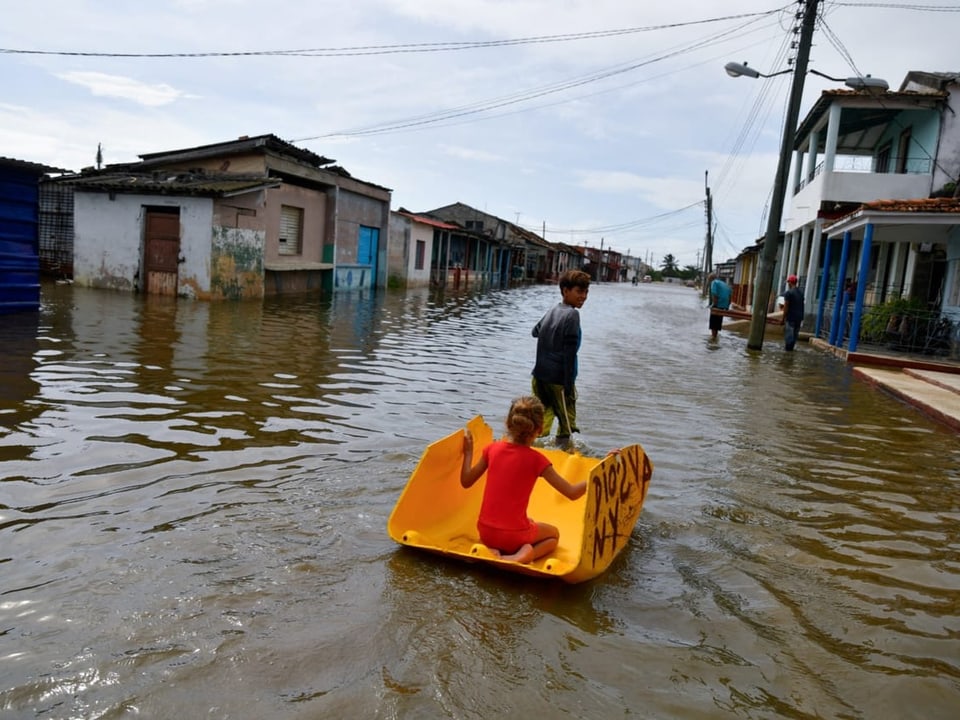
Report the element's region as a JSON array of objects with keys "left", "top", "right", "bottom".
[{"left": 143, "top": 208, "right": 180, "bottom": 295}]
